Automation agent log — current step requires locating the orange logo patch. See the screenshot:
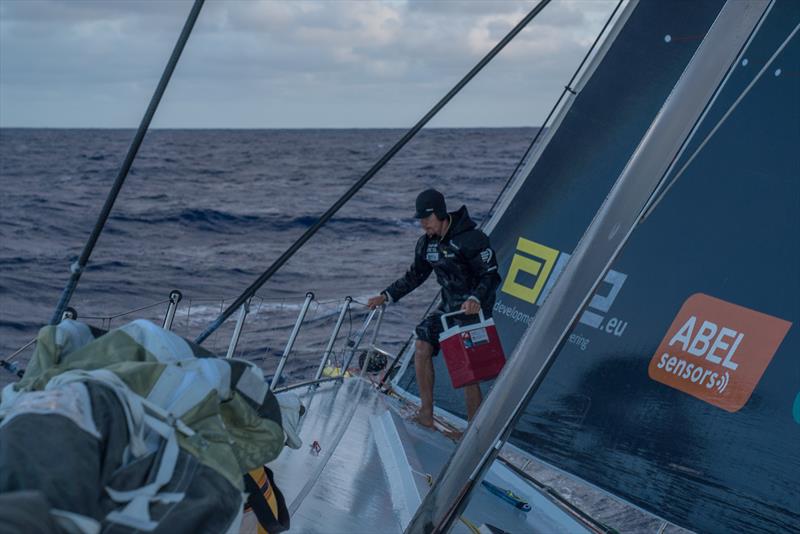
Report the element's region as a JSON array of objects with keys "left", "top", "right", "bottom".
[{"left": 648, "top": 293, "right": 791, "bottom": 412}]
